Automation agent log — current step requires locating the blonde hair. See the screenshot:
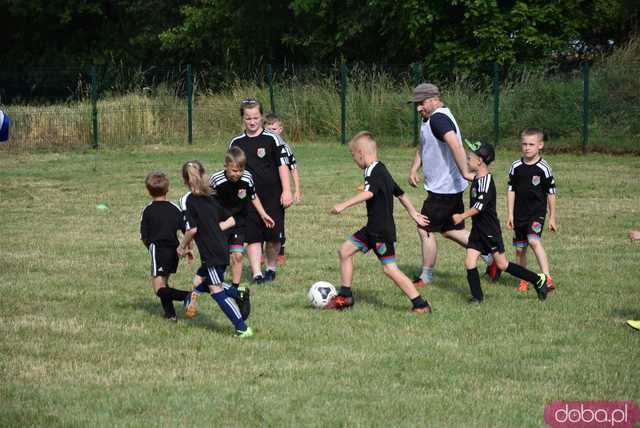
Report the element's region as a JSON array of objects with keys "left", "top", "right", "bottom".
[
  {"left": 181, "top": 160, "right": 210, "bottom": 196},
  {"left": 145, "top": 171, "right": 169, "bottom": 197},
  {"left": 348, "top": 131, "right": 377, "bottom": 153},
  {"left": 521, "top": 127, "right": 545, "bottom": 142},
  {"left": 224, "top": 147, "right": 247, "bottom": 169}
]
